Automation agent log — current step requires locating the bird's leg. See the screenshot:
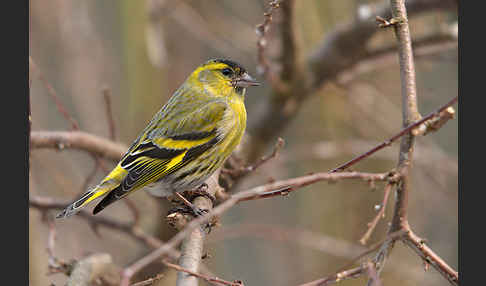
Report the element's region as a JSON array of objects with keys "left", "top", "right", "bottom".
[
  {"left": 182, "top": 183, "right": 216, "bottom": 205},
  {"left": 168, "top": 184, "right": 219, "bottom": 233},
  {"left": 173, "top": 192, "right": 208, "bottom": 217}
]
